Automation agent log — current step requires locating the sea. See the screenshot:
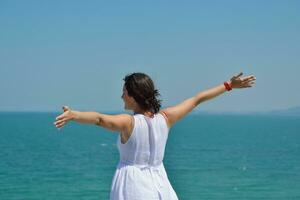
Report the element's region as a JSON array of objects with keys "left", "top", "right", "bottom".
[{"left": 0, "top": 112, "right": 299, "bottom": 200}]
